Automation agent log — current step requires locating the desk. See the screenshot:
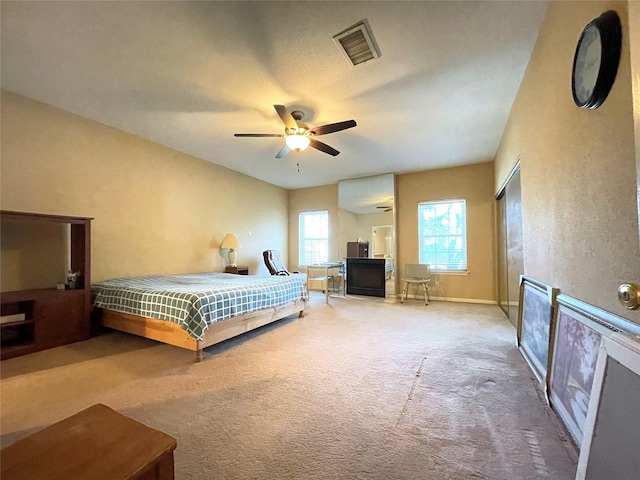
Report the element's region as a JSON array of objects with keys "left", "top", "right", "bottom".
[
  {"left": 1, "top": 403, "right": 177, "bottom": 480},
  {"left": 306, "top": 262, "right": 345, "bottom": 304}
]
